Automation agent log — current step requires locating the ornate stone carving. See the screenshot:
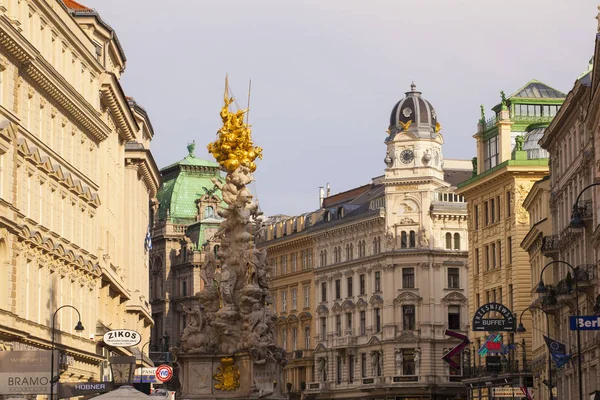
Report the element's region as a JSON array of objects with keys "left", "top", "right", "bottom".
[{"left": 213, "top": 357, "right": 240, "bottom": 391}]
